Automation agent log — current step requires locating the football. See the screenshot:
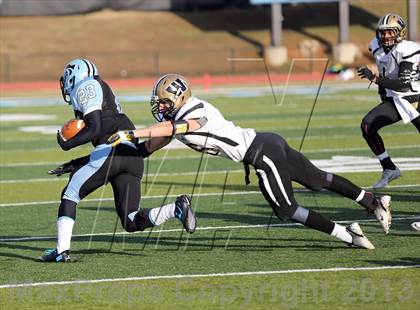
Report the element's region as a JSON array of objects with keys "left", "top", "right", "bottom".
[{"left": 59, "top": 119, "right": 86, "bottom": 141}]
